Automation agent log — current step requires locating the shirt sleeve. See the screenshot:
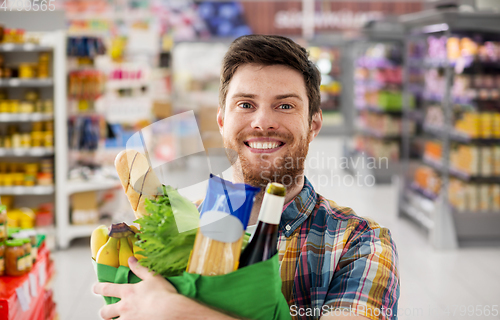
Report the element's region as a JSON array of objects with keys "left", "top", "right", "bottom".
[{"left": 323, "top": 224, "right": 400, "bottom": 320}]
